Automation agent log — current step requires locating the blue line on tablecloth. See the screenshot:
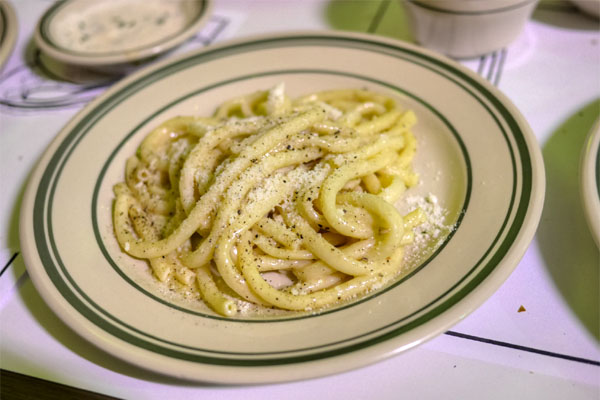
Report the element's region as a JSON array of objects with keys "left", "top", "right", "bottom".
[
  {"left": 445, "top": 330, "right": 600, "bottom": 366},
  {"left": 0, "top": 252, "right": 19, "bottom": 278}
]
